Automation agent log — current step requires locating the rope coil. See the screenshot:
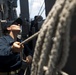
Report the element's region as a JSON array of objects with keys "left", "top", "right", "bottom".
[{"left": 30, "top": 0, "right": 76, "bottom": 75}]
